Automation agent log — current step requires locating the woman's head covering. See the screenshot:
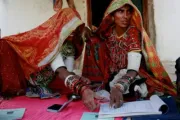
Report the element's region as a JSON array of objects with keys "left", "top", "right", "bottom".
[
  {"left": 97, "top": 0, "right": 176, "bottom": 96},
  {"left": 3, "top": 8, "right": 84, "bottom": 78},
  {"left": 97, "top": 0, "right": 142, "bottom": 35}
]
